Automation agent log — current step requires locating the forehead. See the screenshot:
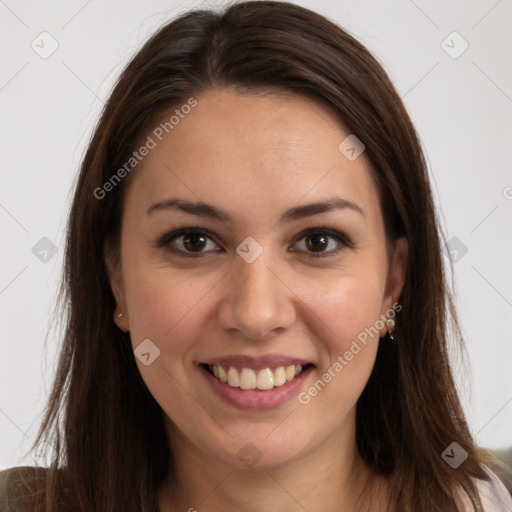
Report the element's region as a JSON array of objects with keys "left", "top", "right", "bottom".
[{"left": 124, "top": 88, "right": 382, "bottom": 229}]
